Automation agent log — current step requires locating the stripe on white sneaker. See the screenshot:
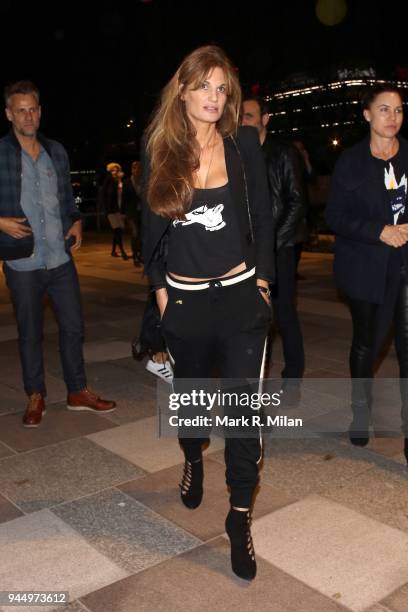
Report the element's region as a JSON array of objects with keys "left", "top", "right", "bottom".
[{"left": 158, "top": 366, "right": 172, "bottom": 377}]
